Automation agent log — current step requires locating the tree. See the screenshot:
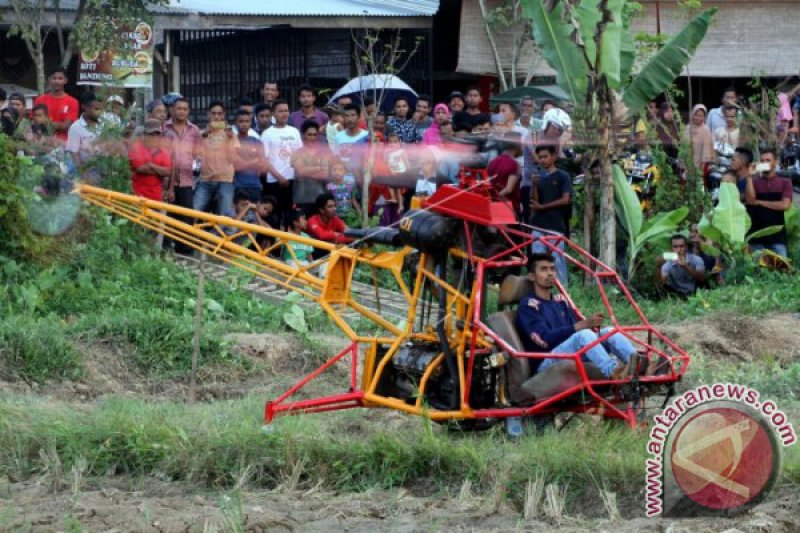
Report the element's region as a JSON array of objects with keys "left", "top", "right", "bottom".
[
  {"left": 478, "top": 0, "right": 541, "bottom": 92},
  {"left": 350, "top": 28, "right": 423, "bottom": 225},
  {"left": 6, "top": 0, "right": 165, "bottom": 92},
  {"left": 522, "top": 0, "right": 716, "bottom": 270}
]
